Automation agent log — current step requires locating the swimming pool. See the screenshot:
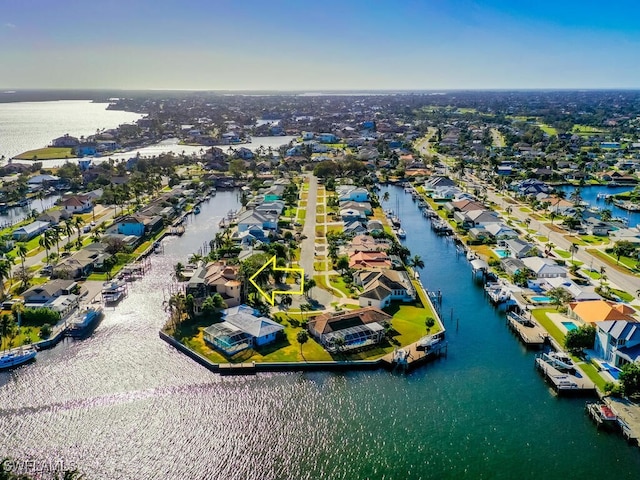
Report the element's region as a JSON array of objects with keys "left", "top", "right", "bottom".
[
  {"left": 494, "top": 249, "right": 510, "bottom": 259},
  {"left": 561, "top": 321, "right": 578, "bottom": 332},
  {"left": 531, "top": 296, "right": 552, "bottom": 303},
  {"left": 600, "top": 362, "right": 621, "bottom": 380}
]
